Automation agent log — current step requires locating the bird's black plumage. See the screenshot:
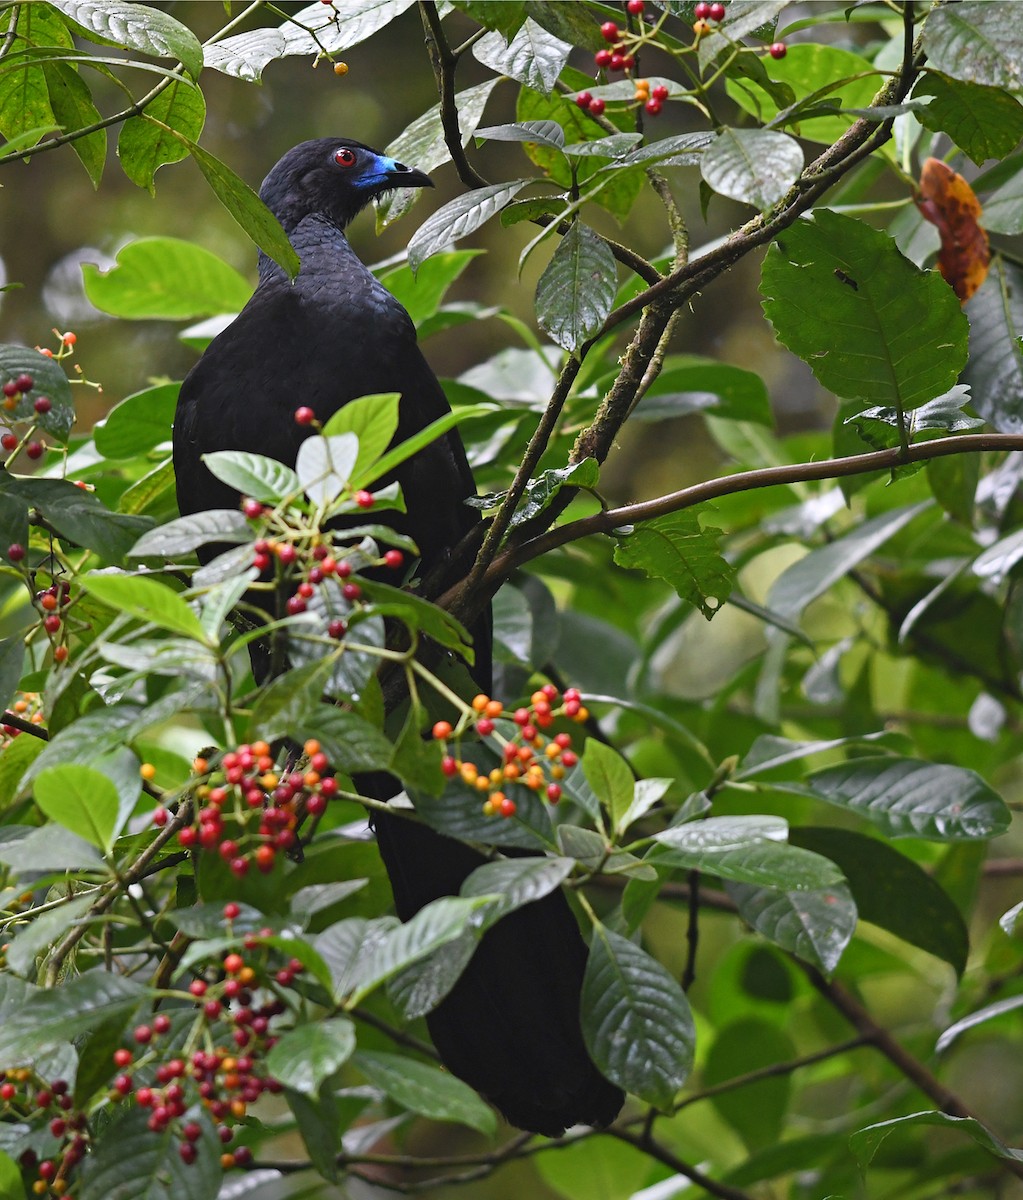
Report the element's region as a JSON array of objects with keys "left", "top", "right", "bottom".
[{"left": 172, "top": 137, "right": 624, "bottom": 1136}]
